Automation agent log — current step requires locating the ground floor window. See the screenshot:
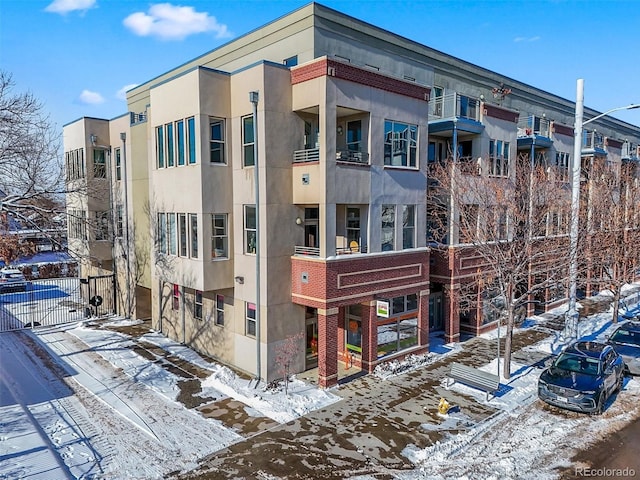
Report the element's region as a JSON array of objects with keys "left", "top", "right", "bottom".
[
  {"left": 194, "top": 290, "right": 202, "bottom": 320},
  {"left": 216, "top": 294, "right": 224, "bottom": 325},
  {"left": 246, "top": 302, "right": 256, "bottom": 336},
  {"left": 345, "top": 304, "right": 362, "bottom": 353},
  {"left": 172, "top": 284, "right": 180, "bottom": 310},
  {"left": 377, "top": 317, "right": 418, "bottom": 358}
]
